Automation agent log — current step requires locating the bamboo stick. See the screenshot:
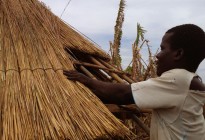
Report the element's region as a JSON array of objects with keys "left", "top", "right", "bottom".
[
  {"left": 74, "top": 60, "right": 126, "bottom": 74},
  {"left": 89, "top": 56, "right": 125, "bottom": 83},
  {"left": 79, "top": 65, "right": 97, "bottom": 79},
  {"left": 105, "top": 104, "right": 151, "bottom": 115},
  {"left": 132, "top": 115, "right": 150, "bottom": 135},
  {"left": 98, "top": 59, "right": 136, "bottom": 83}
]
